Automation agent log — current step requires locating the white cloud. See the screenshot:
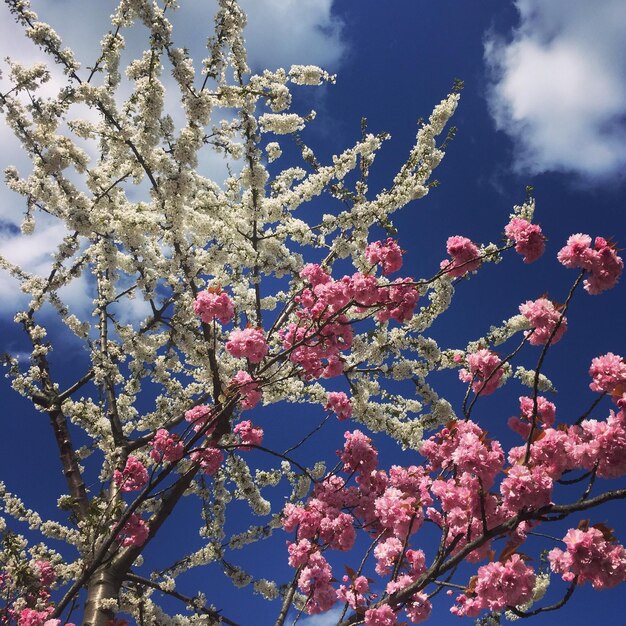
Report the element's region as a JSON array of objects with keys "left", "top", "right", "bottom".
[
  {"left": 299, "top": 606, "right": 345, "bottom": 626},
  {"left": 239, "top": 0, "right": 344, "bottom": 71},
  {"left": 484, "top": 0, "right": 626, "bottom": 179}
]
